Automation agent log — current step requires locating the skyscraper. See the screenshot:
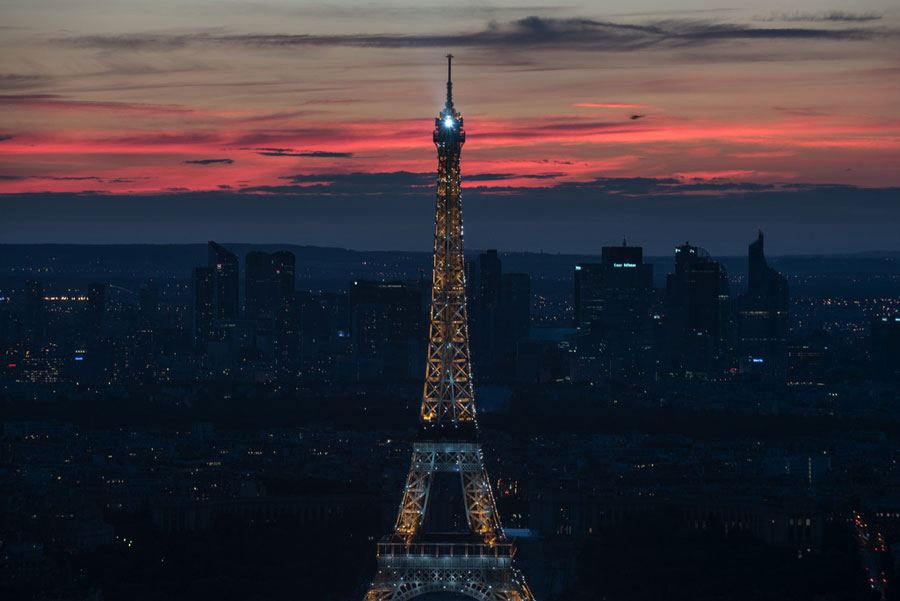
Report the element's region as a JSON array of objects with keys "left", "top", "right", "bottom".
[
  {"left": 349, "top": 280, "right": 424, "bottom": 379},
  {"left": 574, "top": 241, "right": 654, "bottom": 380},
  {"left": 191, "top": 267, "right": 215, "bottom": 350},
  {"left": 574, "top": 263, "right": 604, "bottom": 332},
  {"left": 737, "top": 231, "right": 789, "bottom": 379},
  {"left": 468, "top": 249, "right": 502, "bottom": 374},
  {"left": 500, "top": 272, "right": 531, "bottom": 347},
  {"left": 665, "top": 243, "right": 730, "bottom": 377},
  {"left": 87, "top": 282, "right": 106, "bottom": 332},
  {"left": 208, "top": 241, "right": 239, "bottom": 321},
  {"left": 24, "top": 279, "right": 44, "bottom": 351},
  {"left": 138, "top": 280, "right": 159, "bottom": 328},
  {"left": 870, "top": 317, "right": 900, "bottom": 380},
  {"left": 245, "top": 250, "right": 295, "bottom": 320}
]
